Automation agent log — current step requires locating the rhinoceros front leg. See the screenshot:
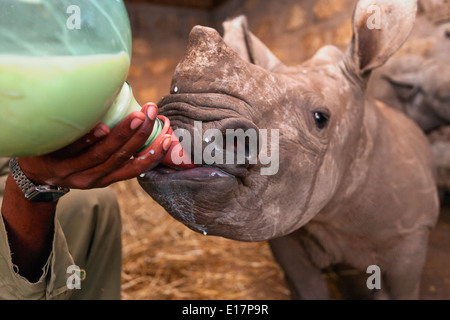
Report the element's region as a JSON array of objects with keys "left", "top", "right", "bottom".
[
  {"left": 269, "top": 235, "right": 329, "bottom": 300},
  {"left": 381, "top": 232, "right": 431, "bottom": 300}
]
